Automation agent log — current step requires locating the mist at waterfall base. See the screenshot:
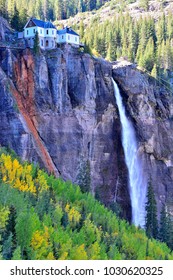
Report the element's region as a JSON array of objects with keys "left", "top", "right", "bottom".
[{"left": 112, "top": 79, "right": 147, "bottom": 227}]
